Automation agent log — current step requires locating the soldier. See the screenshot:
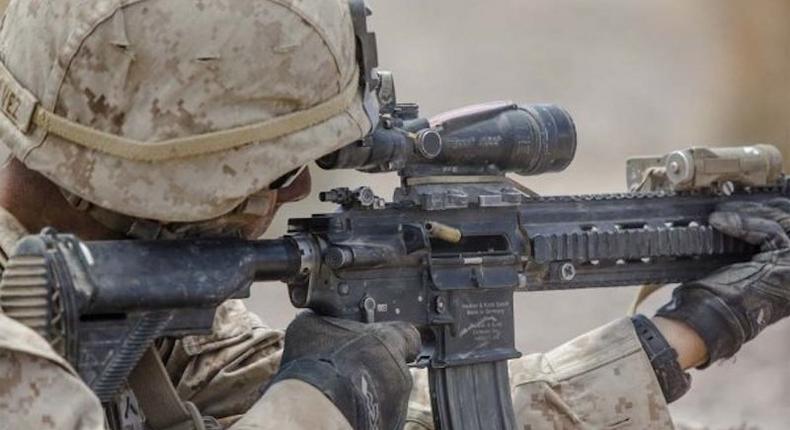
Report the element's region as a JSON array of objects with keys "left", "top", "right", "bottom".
[
  {"left": 0, "top": 0, "right": 417, "bottom": 428},
  {"left": 0, "top": 1, "right": 788, "bottom": 430}
]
